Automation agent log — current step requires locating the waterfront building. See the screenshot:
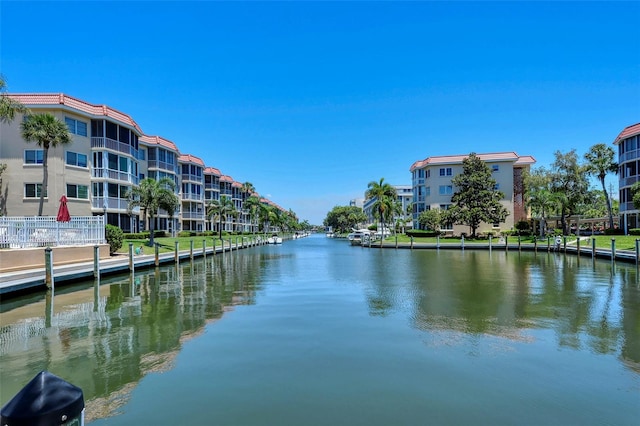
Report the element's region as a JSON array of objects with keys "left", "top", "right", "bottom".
[
  {"left": 0, "top": 94, "right": 142, "bottom": 231},
  {"left": 139, "top": 135, "right": 181, "bottom": 234},
  {"left": 614, "top": 123, "right": 640, "bottom": 233},
  {"left": 0, "top": 93, "right": 289, "bottom": 234},
  {"left": 363, "top": 184, "right": 413, "bottom": 230},
  {"left": 179, "top": 154, "right": 205, "bottom": 232},
  {"left": 410, "top": 152, "right": 536, "bottom": 234}
]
